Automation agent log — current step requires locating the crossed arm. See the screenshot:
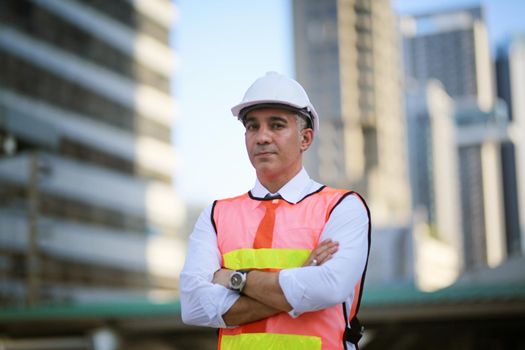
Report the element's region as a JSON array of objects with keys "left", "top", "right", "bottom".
[
  {"left": 212, "top": 239, "right": 339, "bottom": 326},
  {"left": 180, "top": 195, "right": 369, "bottom": 328}
]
